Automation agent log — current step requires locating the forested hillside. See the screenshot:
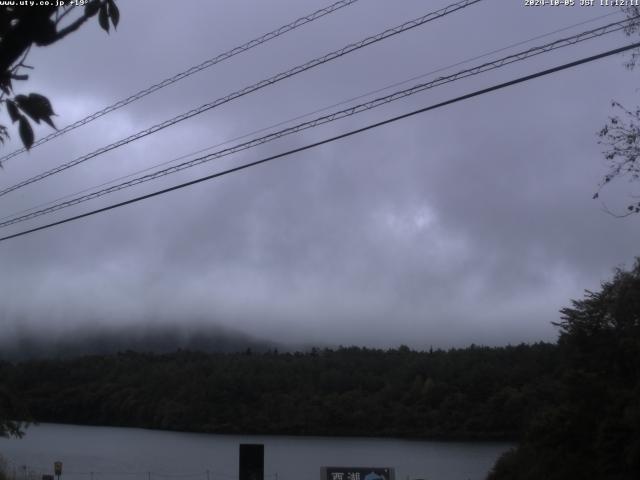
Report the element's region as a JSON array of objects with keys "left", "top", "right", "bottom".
[
  {"left": 1, "top": 343, "right": 558, "bottom": 440},
  {"left": 0, "top": 324, "right": 279, "bottom": 361}
]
